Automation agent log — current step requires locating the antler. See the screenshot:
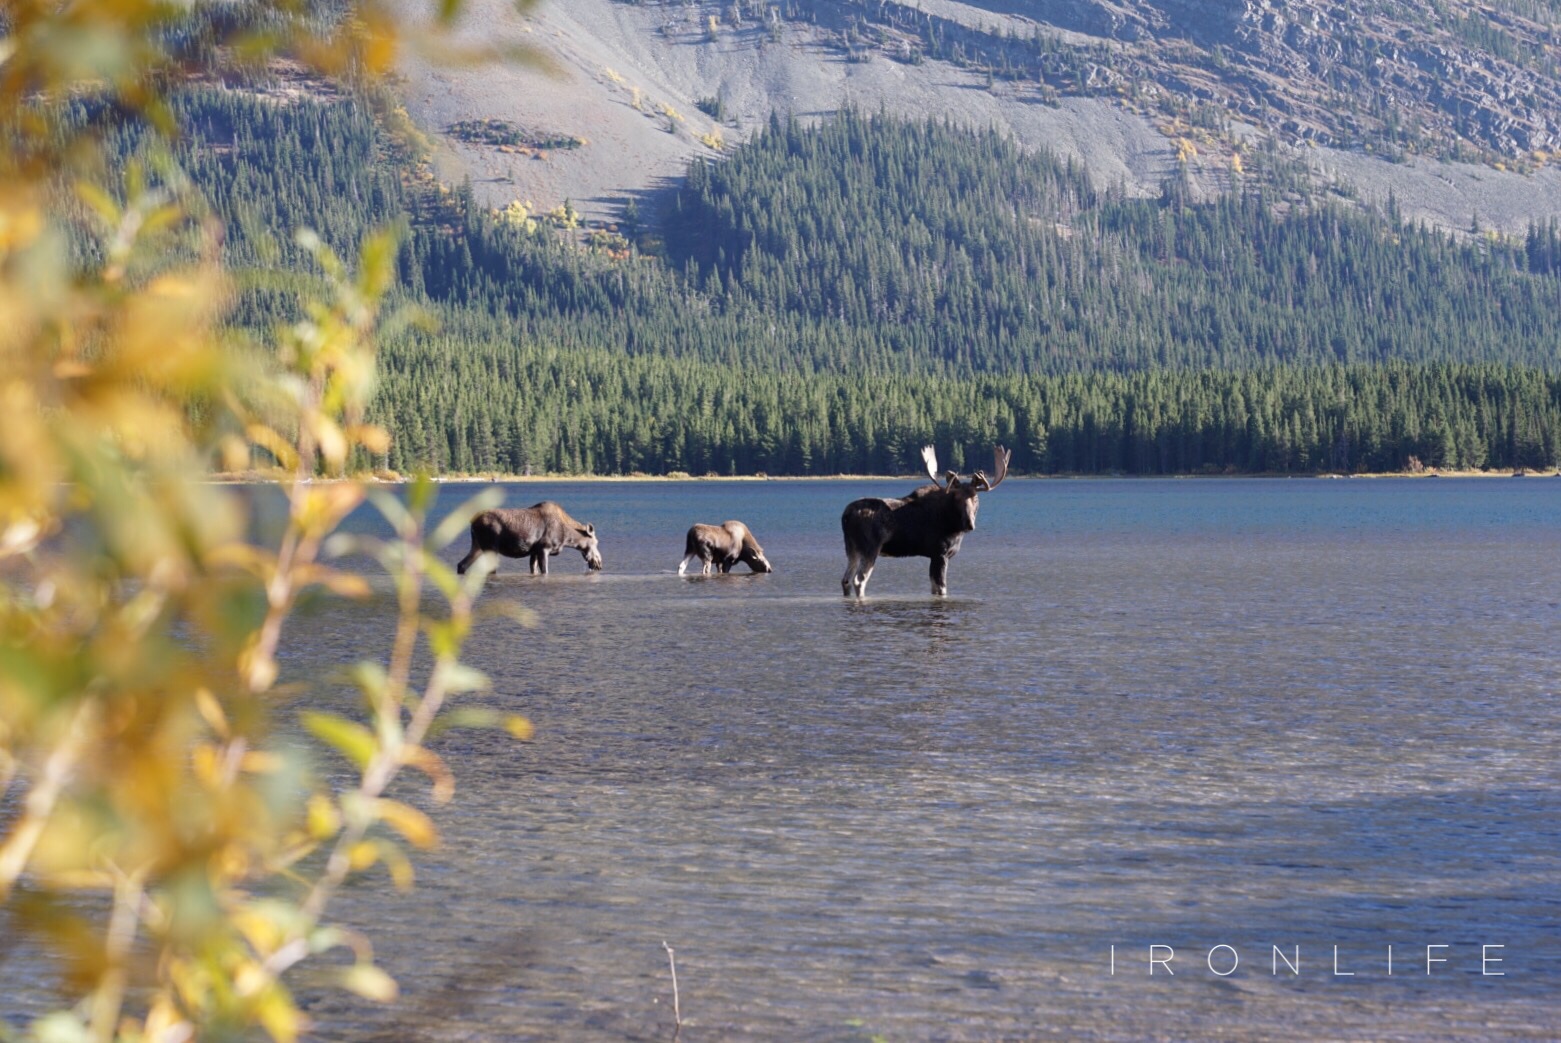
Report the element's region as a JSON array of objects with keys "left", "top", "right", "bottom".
[
  {"left": 921, "top": 445, "right": 940, "bottom": 484},
  {"left": 972, "top": 446, "right": 1011, "bottom": 491}
]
